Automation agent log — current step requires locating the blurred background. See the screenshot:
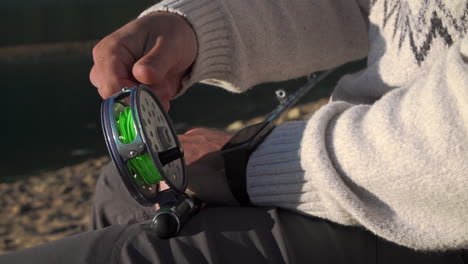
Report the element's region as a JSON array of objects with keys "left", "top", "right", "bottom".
[{"left": 1, "top": 0, "right": 364, "bottom": 181}]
